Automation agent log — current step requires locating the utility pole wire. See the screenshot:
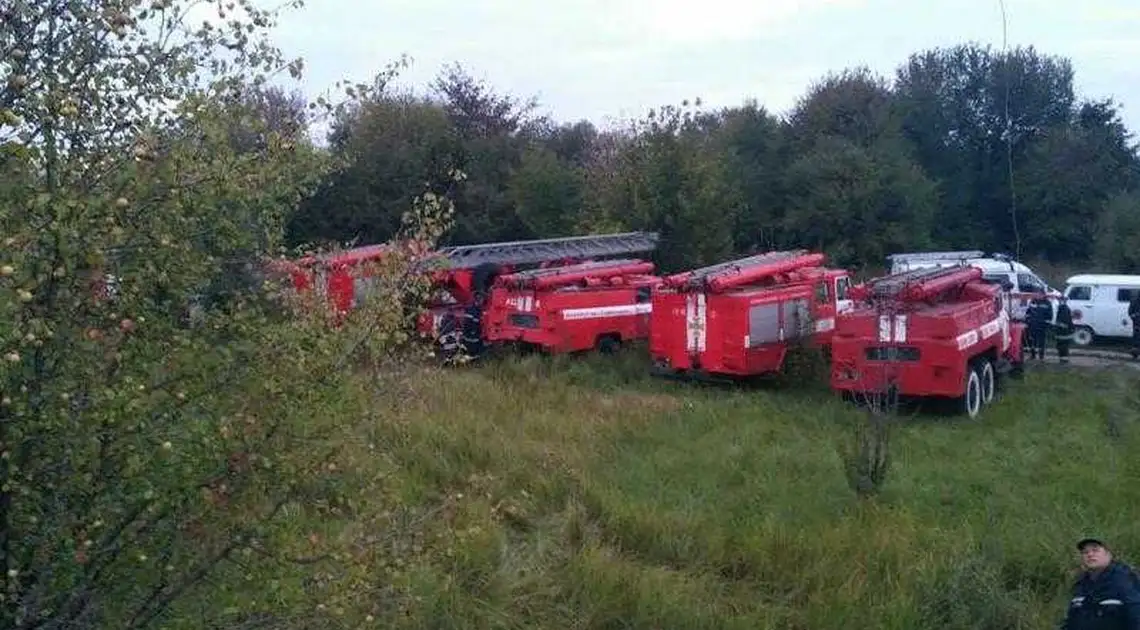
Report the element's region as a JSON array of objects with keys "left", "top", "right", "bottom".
[{"left": 999, "top": 0, "right": 1022, "bottom": 260}]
